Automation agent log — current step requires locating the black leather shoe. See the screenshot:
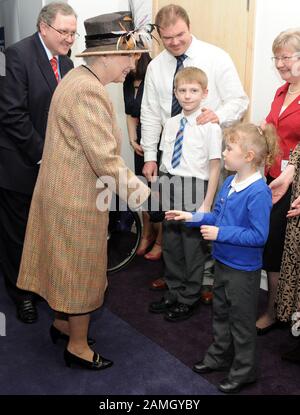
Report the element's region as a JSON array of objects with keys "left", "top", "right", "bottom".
[
  {"left": 149, "top": 297, "right": 177, "bottom": 314},
  {"left": 164, "top": 303, "right": 194, "bottom": 322},
  {"left": 64, "top": 349, "right": 113, "bottom": 370},
  {"left": 218, "top": 378, "right": 256, "bottom": 394},
  {"left": 193, "top": 362, "right": 214, "bottom": 374},
  {"left": 193, "top": 361, "right": 228, "bottom": 374},
  {"left": 17, "top": 299, "right": 38, "bottom": 324},
  {"left": 50, "top": 325, "right": 96, "bottom": 346},
  {"left": 256, "top": 321, "right": 280, "bottom": 335}
]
